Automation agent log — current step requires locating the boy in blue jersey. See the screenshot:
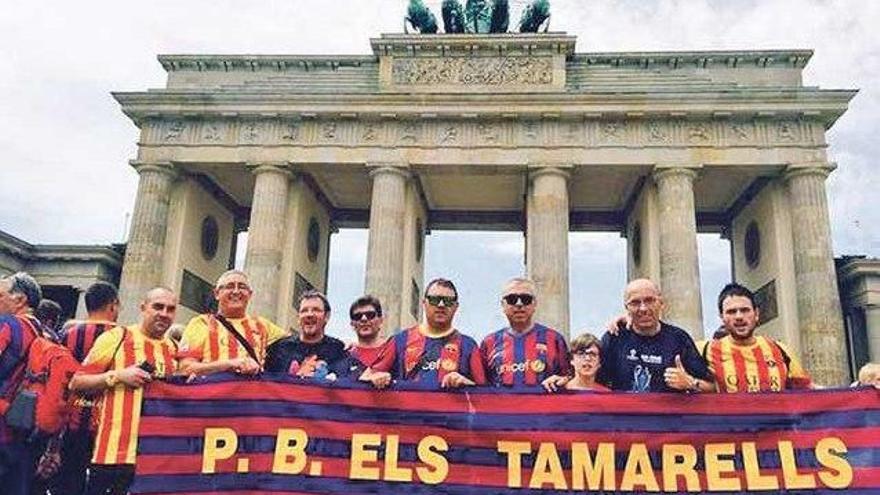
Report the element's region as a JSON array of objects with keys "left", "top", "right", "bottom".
[
  {"left": 480, "top": 277, "right": 570, "bottom": 387},
  {"left": 368, "top": 278, "right": 486, "bottom": 388}
]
